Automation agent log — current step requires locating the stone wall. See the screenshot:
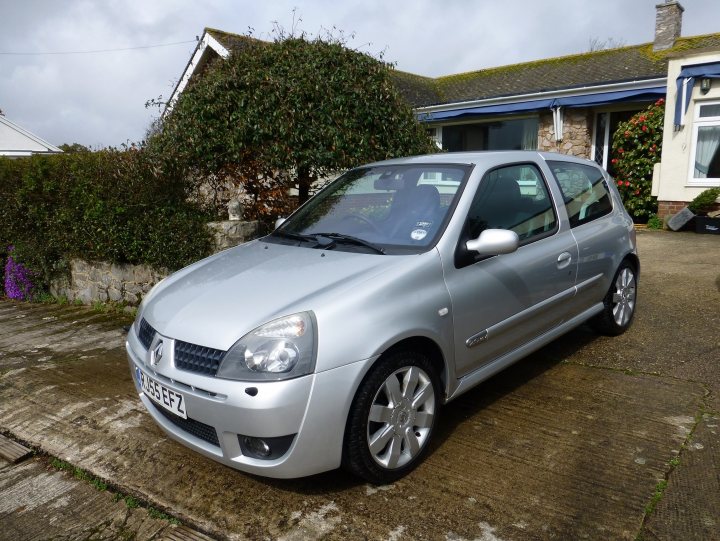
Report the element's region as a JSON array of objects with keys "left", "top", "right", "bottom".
[
  {"left": 51, "top": 220, "right": 259, "bottom": 306},
  {"left": 50, "top": 260, "right": 168, "bottom": 305},
  {"left": 207, "top": 220, "right": 259, "bottom": 251},
  {"left": 537, "top": 110, "right": 593, "bottom": 158}
]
